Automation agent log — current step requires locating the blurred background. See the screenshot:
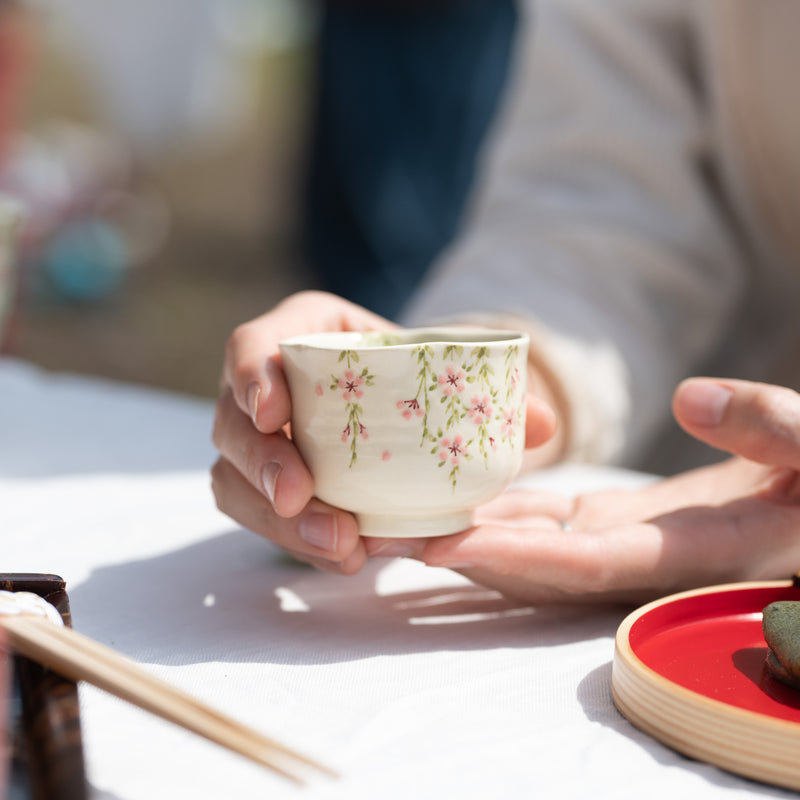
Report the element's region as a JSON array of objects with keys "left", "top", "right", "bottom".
[
  {"left": 0, "top": 0, "right": 322, "bottom": 398},
  {"left": 0, "top": 0, "right": 519, "bottom": 398}
]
